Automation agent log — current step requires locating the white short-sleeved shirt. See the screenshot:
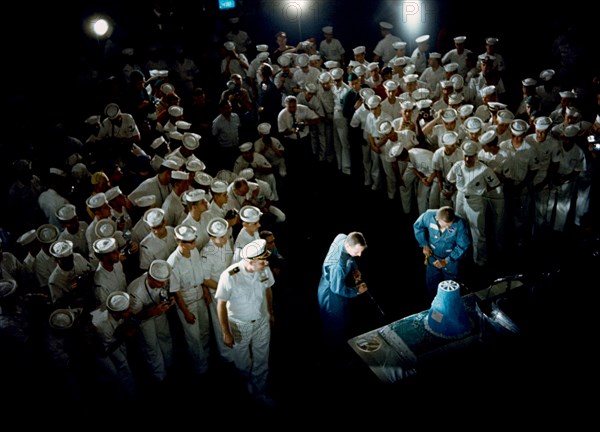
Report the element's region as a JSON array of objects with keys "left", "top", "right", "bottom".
[{"left": 215, "top": 262, "right": 274, "bottom": 323}]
